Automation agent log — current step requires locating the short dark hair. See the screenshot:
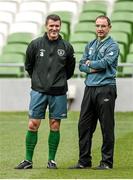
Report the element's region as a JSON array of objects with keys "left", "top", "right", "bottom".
[
  {"left": 45, "top": 14, "right": 61, "bottom": 25},
  {"left": 95, "top": 15, "right": 111, "bottom": 26}
]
